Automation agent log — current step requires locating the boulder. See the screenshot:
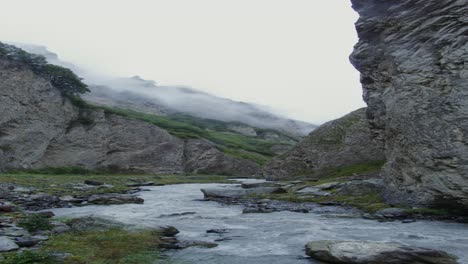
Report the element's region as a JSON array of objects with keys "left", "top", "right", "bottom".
[
  {"left": 87, "top": 194, "right": 144, "bottom": 205},
  {"left": 305, "top": 240, "right": 457, "bottom": 264},
  {"left": 84, "top": 180, "right": 104, "bottom": 186},
  {"left": 125, "top": 181, "right": 155, "bottom": 187},
  {"left": 158, "top": 226, "right": 180, "bottom": 237},
  {"left": 14, "top": 236, "right": 42, "bottom": 247},
  {"left": 297, "top": 187, "right": 330, "bottom": 196},
  {"left": 0, "top": 236, "right": 19, "bottom": 252},
  {"left": 241, "top": 182, "right": 280, "bottom": 189},
  {"left": 67, "top": 217, "right": 127, "bottom": 232},
  {"left": 201, "top": 187, "right": 285, "bottom": 200}
]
